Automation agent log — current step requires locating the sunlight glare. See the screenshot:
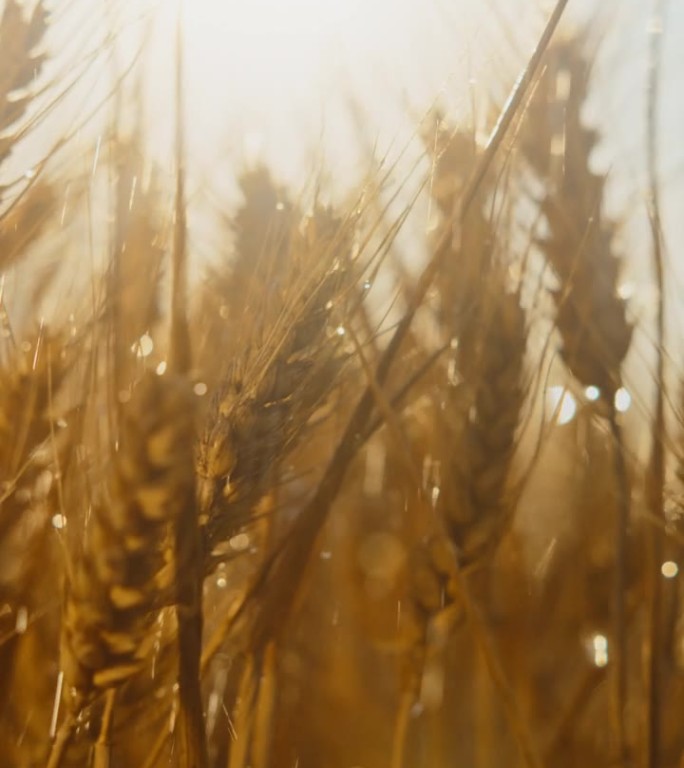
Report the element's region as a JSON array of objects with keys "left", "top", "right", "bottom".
[{"left": 176, "top": 0, "right": 377, "bottom": 98}]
